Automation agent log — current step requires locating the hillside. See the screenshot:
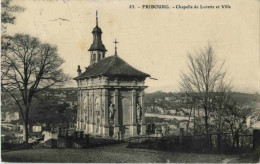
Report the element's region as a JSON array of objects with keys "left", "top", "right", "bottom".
[
  {"left": 2, "top": 89, "right": 259, "bottom": 124},
  {"left": 144, "top": 91, "right": 260, "bottom": 114},
  {"left": 1, "top": 88, "right": 78, "bottom": 124}
]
